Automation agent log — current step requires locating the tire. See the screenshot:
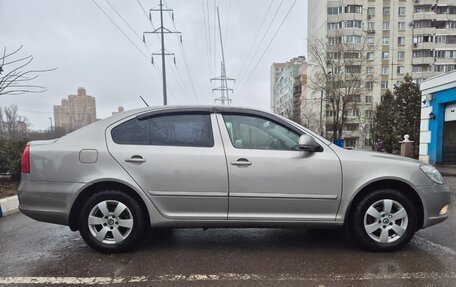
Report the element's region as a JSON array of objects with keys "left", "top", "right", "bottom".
[
  {"left": 79, "top": 190, "right": 148, "bottom": 253},
  {"left": 350, "top": 188, "right": 418, "bottom": 252}
]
